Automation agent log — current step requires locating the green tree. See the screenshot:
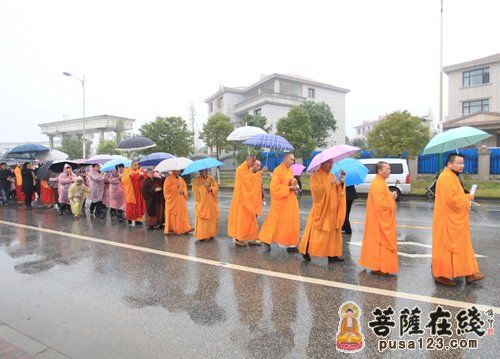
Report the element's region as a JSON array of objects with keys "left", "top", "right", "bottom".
[
  {"left": 139, "top": 116, "right": 194, "bottom": 156},
  {"left": 199, "top": 113, "right": 234, "bottom": 159},
  {"left": 367, "top": 110, "right": 431, "bottom": 157},
  {"left": 350, "top": 137, "right": 368, "bottom": 150},
  {"left": 276, "top": 107, "right": 315, "bottom": 159},
  {"left": 60, "top": 137, "right": 91, "bottom": 159},
  {"left": 241, "top": 113, "right": 272, "bottom": 132},
  {"left": 97, "top": 139, "right": 118, "bottom": 155},
  {"left": 298, "top": 101, "right": 336, "bottom": 148}
]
